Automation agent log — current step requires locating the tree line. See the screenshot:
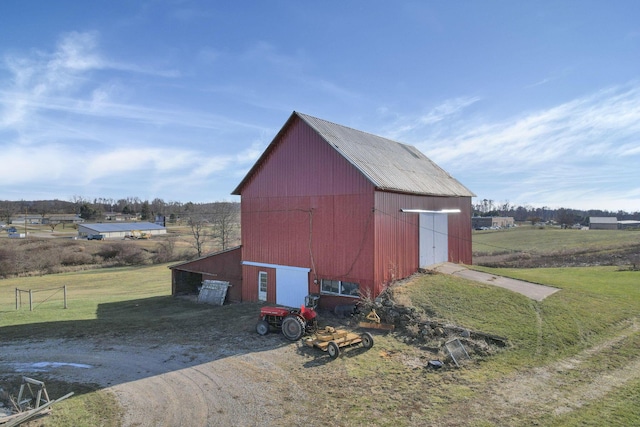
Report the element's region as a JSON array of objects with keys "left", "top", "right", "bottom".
[
  {"left": 0, "top": 198, "right": 240, "bottom": 257},
  {"left": 0, "top": 197, "right": 236, "bottom": 220},
  {"left": 2, "top": 197, "right": 637, "bottom": 223},
  {"left": 473, "top": 199, "right": 640, "bottom": 227}
]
